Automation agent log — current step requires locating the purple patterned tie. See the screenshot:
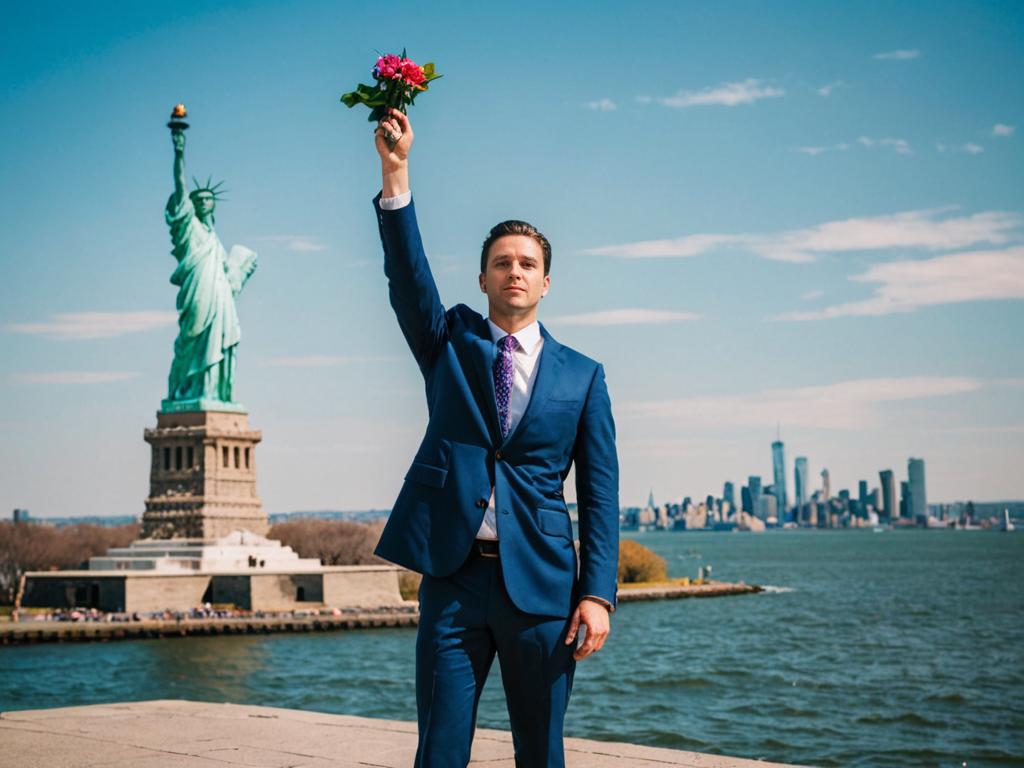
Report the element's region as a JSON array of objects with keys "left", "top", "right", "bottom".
[{"left": 493, "top": 335, "right": 518, "bottom": 438}]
